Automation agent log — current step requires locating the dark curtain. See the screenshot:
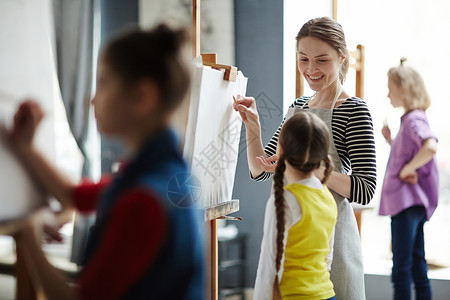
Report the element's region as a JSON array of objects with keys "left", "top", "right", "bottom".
[{"left": 52, "top": 0, "right": 95, "bottom": 265}]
